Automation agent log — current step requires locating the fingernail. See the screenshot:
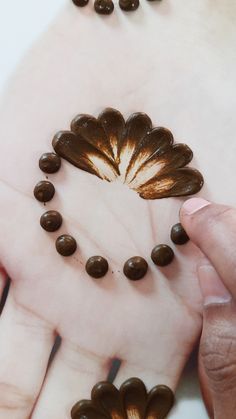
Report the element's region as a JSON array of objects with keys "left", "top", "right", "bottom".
[
  {"left": 182, "top": 198, "right": 211, "bottom": 215},
  {"left": 198, "top": 261, "right": 232, "bottom": 306}
]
